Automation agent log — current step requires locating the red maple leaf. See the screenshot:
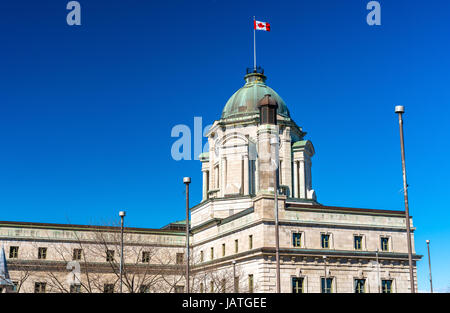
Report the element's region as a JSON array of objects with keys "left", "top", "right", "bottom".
[{"left": 257, "top": 23, "right": 265, "bottom": 28}]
